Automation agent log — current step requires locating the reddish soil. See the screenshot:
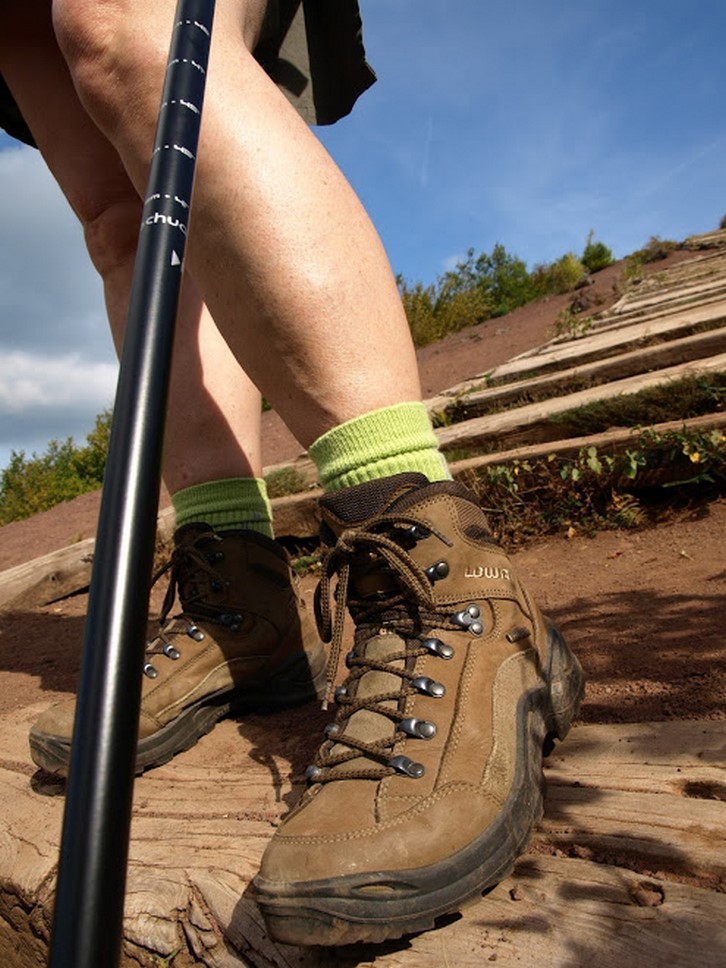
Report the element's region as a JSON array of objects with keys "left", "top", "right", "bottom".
[{"left": 0, "top": 250, "right": 723, "bottom": 728}]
